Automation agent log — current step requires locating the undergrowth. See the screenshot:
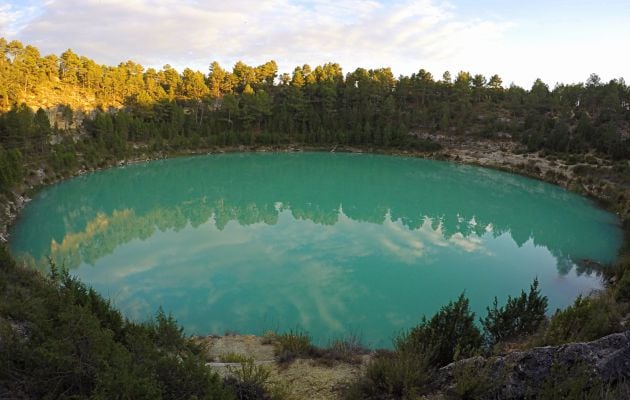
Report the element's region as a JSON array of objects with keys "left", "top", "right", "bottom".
[{"left": 0, "top": 245, "right": 236, "bottom": 399}]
